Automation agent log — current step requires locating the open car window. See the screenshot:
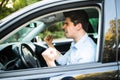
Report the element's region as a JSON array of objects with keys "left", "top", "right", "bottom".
[
  {"left": 0, "top": 7, "right": 100, "bottom": 71},
  {"left": 38, "top": 8, "right": 99, "bottom": 44},
  {"left": 36, "top": 7, "right": 99, "bottom": 62}
]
